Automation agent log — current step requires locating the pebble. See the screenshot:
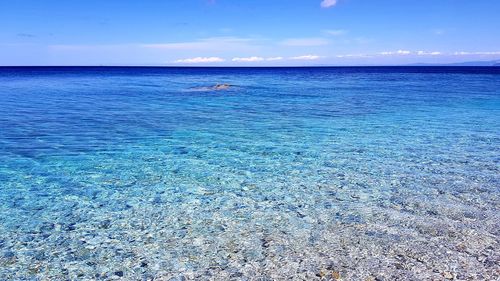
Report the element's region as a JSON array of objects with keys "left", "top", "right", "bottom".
[
  {"left": 99, "top": 219, "right": 112, "bottom": 229},
  {"left": 443, "top": 271, "right": 454, "bottom": 279}
]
